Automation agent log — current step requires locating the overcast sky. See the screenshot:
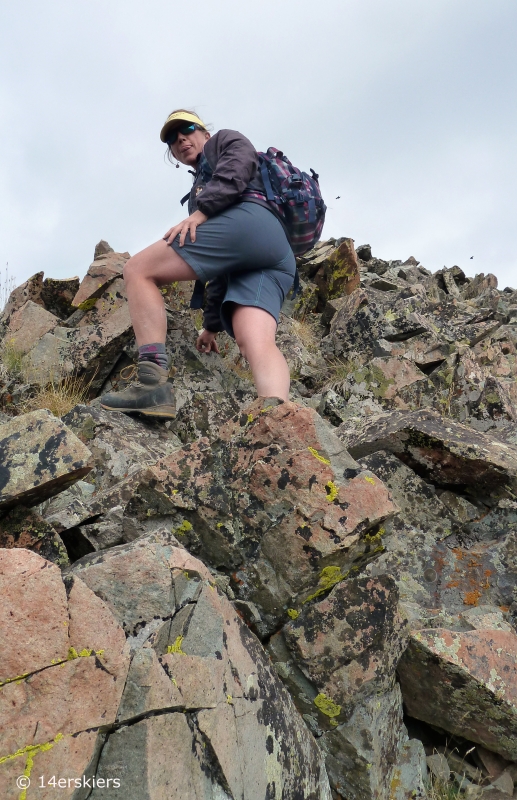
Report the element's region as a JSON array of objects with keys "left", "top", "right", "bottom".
[{"left": 1, "top": 0, "right": 516, "bottom": 292}]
